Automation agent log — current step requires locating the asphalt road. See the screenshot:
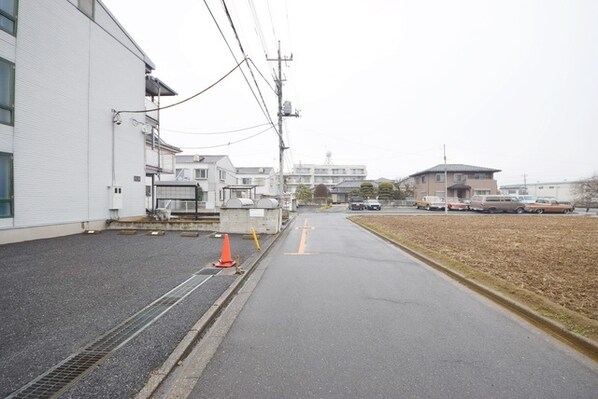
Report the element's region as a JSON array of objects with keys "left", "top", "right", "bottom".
[
  {"left": 0, "top": 230, "right": 264, "bottom": 399},
  {"left": 185, "top": 209, "right": 598, "bottom": 398}
]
